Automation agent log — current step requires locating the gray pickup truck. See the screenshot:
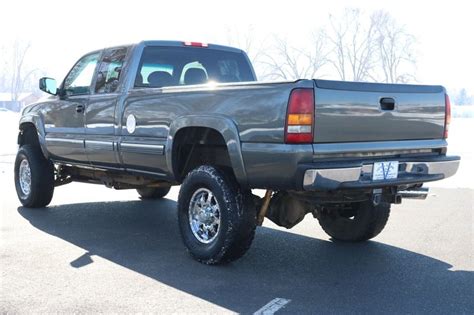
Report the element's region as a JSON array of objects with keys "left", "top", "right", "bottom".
[{"left": 15, "top": 40, "right": 460, "bottom": 264}]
